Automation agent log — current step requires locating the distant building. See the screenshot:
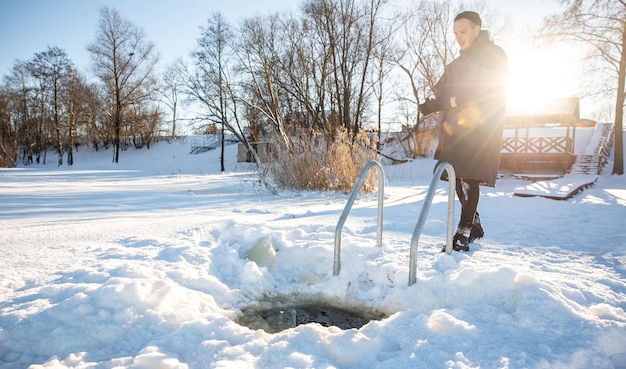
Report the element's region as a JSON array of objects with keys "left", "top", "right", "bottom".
[{"left": 500, "top": 97, "right": 580, "bottom": 175}]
